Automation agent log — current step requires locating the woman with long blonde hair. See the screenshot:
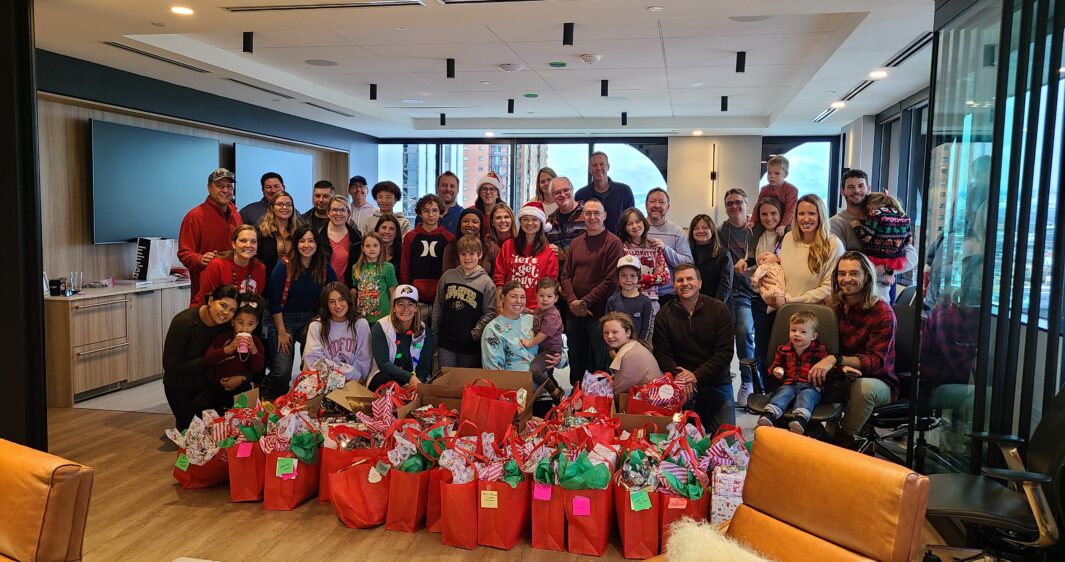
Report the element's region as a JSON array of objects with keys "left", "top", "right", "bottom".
[{"left": 769, "top": 194, "right": 845, "bottom": 307}]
